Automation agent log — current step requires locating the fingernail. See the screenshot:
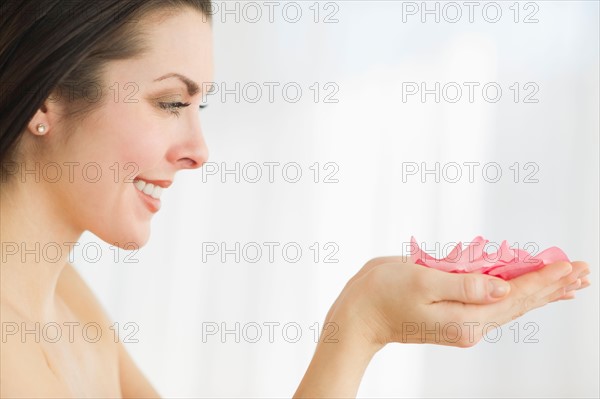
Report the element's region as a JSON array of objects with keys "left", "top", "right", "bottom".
[{"left": 488, "top": 280, "right": 509, "bottom": 298}]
